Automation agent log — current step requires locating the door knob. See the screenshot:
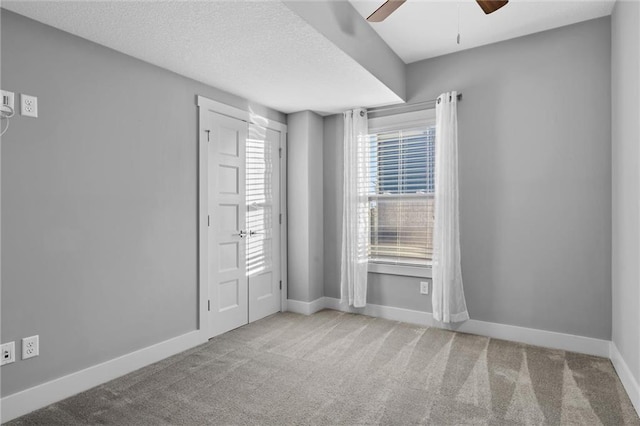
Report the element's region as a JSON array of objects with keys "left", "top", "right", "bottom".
[{"left": 237, "top": 230, "right": 248, "bottom": 238}]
